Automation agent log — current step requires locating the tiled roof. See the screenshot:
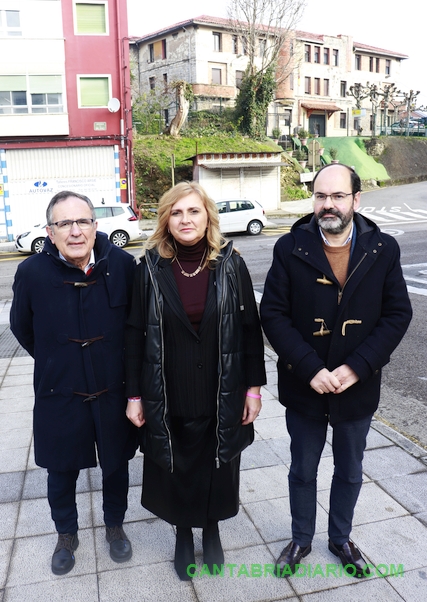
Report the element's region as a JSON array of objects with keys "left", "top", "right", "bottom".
[
  {"left": 132, "top": 15, "right": 408, "bottom": 59},
  {"left": 353, "top": 41, "right": 408, "bottom": 59}
]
